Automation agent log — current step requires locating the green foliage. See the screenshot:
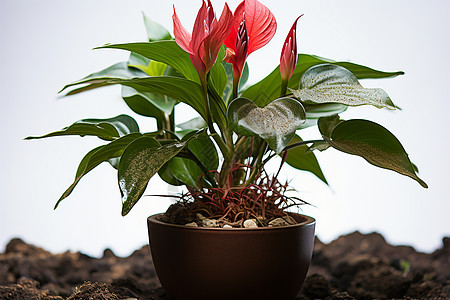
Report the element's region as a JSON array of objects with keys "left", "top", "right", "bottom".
[
  {"left": 242, "top": 54, "right": 404, "bottom": 107},
  {"left": 285, "top": 135, "right": 327, "bottom": 185},
  {"left": 60, "top": 62, "right": 148, "bottom": 95},
  {"left": 97, "top": 76, "right": 207, "bottom": 120},
  {"left": 26, "top": 115, "right": 139, "bottom": 141},
  {"left": 54, "top": 133, "right": 145, "bottom": 209},
  {"left": 96, "top": 41, "right": 201, "bottom": 83},
  {"left": 318, "top": 116, "right": 427, "bottom": 188},
  {"left": 159, "top": 131, "right": 219, "bottom": 188},
  {"left": 119, "top": 137, "right": 187, "bottom": 215},
  {"left": 208, "top": 46, "right": 228, "bottom": 98},
  {"left": 121, "top": 86, "right": 177, "bottom": 119},
  {"left": 30, "top": 14, "right": 427, "bottom": 216},
  {"left": 142, "top": 12, "right": 172, "bottom": 42}
]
